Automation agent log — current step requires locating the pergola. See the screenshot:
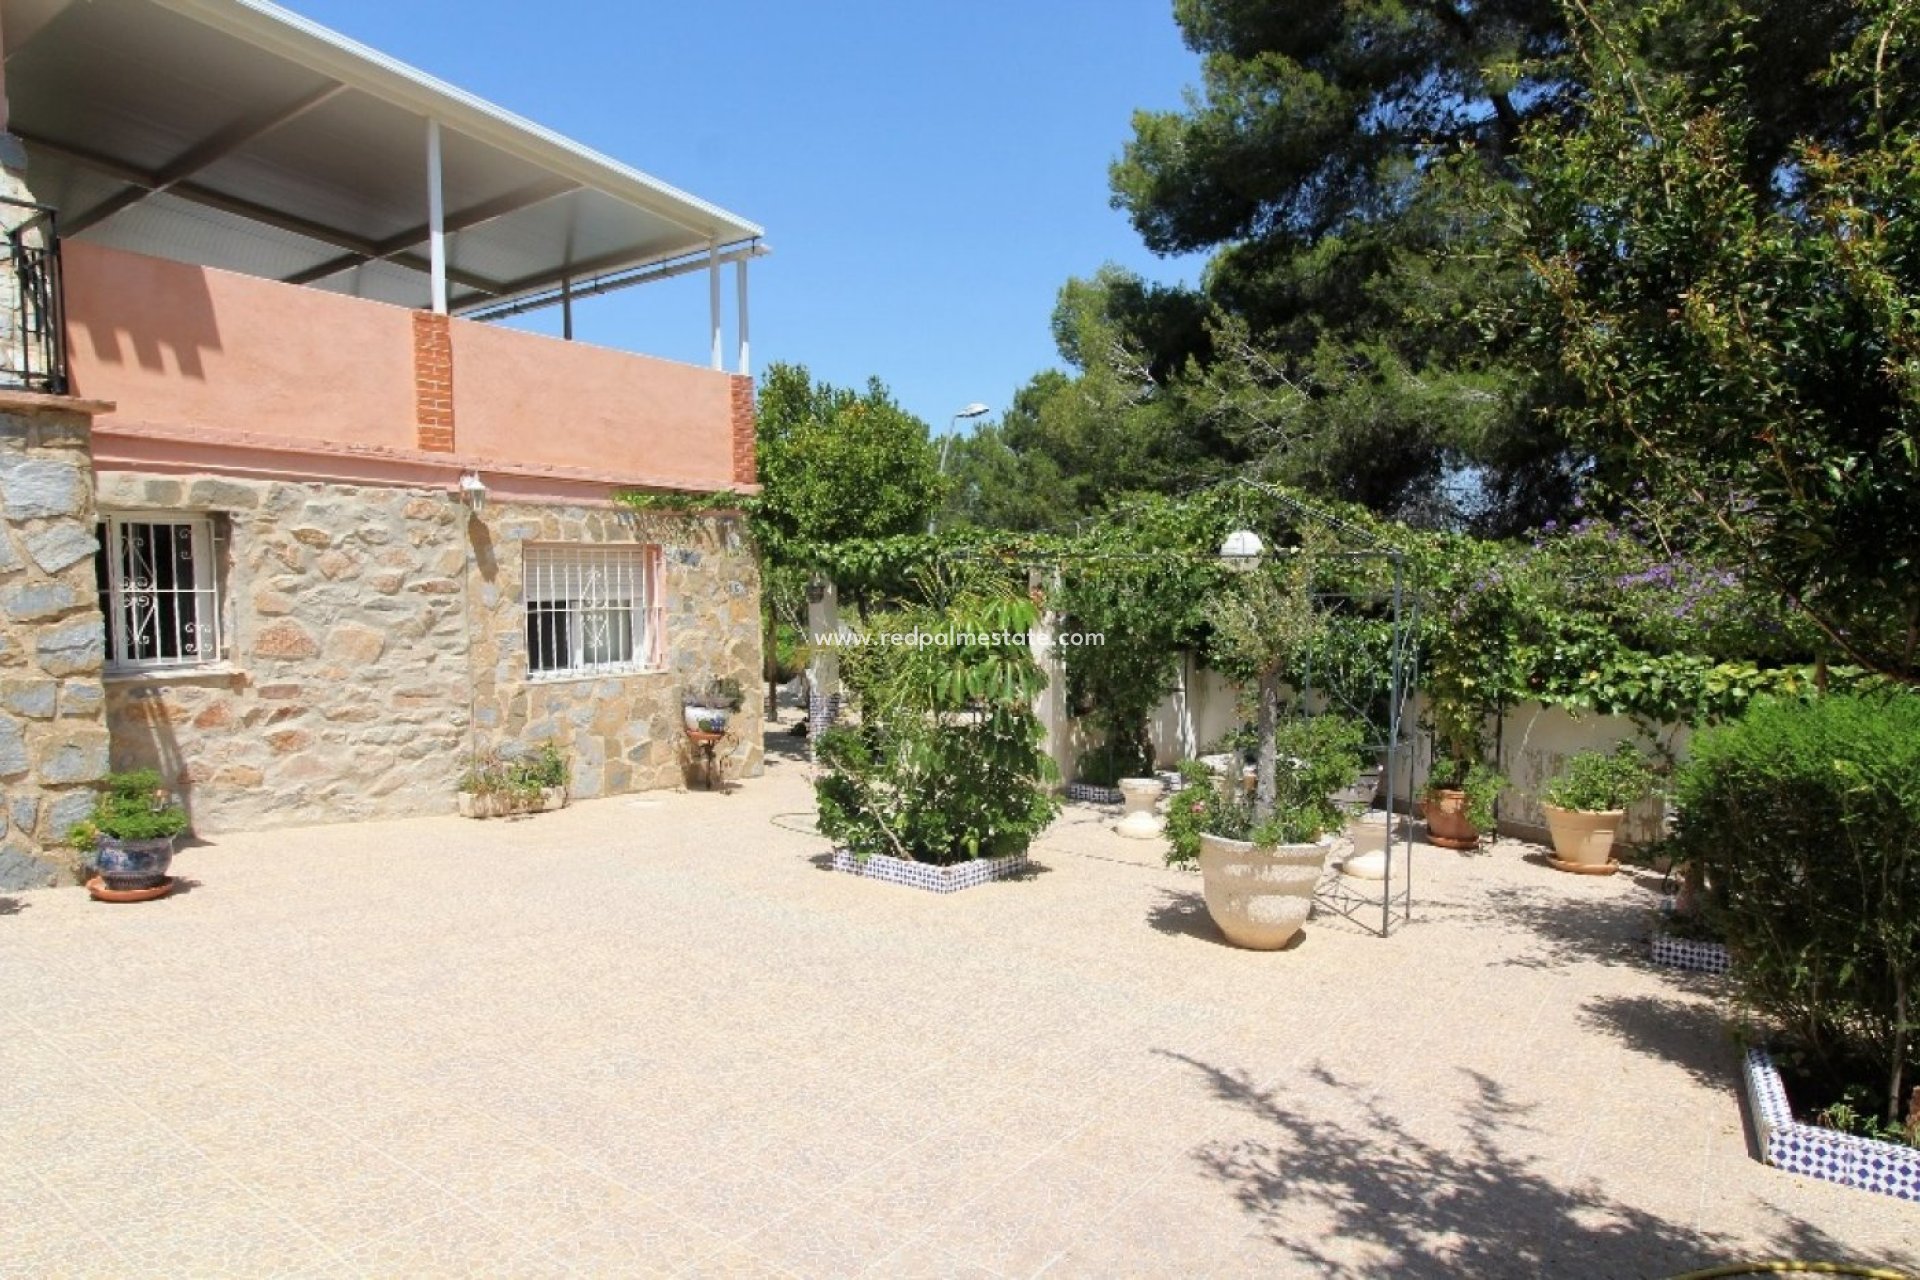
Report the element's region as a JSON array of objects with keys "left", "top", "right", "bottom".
[{"left": 1, "top": 0, "right": 764, "bottom": 370}]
